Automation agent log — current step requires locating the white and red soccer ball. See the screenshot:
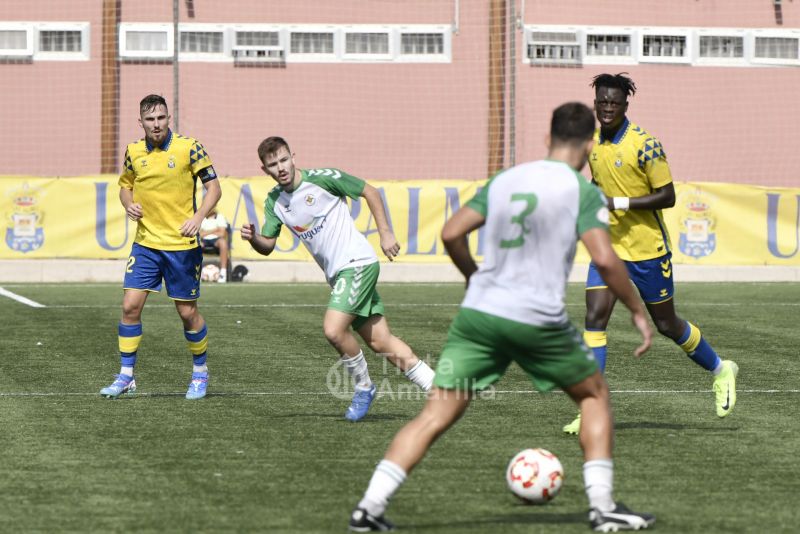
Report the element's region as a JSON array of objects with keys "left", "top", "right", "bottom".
[
  {"left": 505, "top": 448, "right": 564, "bottom": 504},
  {"left": 200, "top": 264, "right": 220, "bottom": 282}
]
